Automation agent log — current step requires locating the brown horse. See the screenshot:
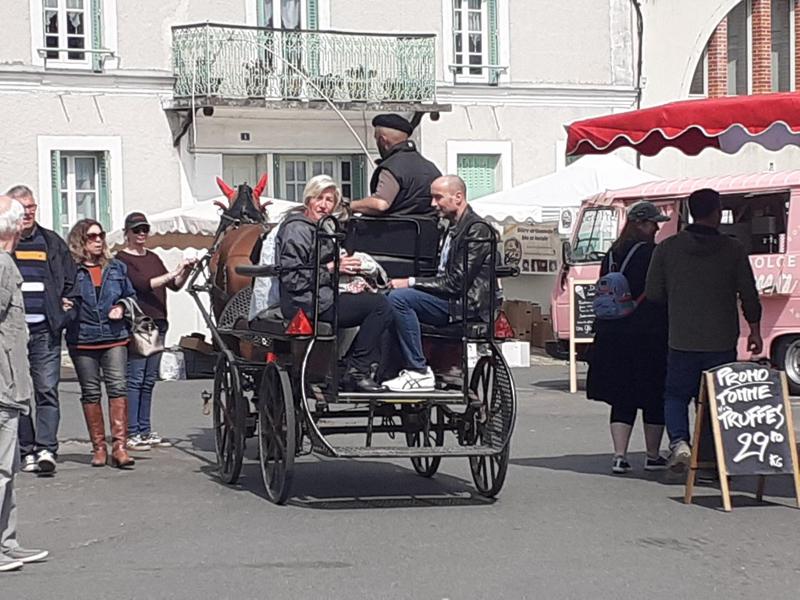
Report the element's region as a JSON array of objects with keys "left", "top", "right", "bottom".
[{"left": 209, "top": 174, "right": 271, "bottom": 324}]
